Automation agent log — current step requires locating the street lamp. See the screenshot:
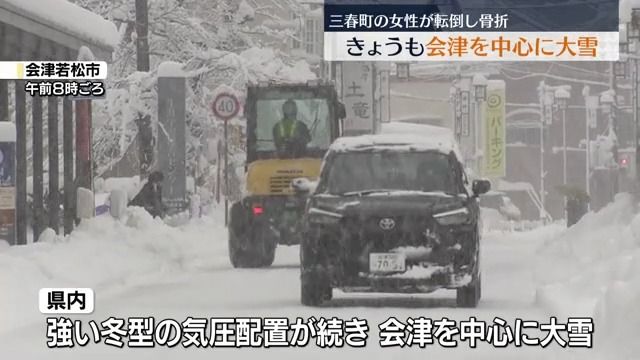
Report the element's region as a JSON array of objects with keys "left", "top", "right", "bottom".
[
  {"left": 537, "top": 81, "right": 554, "bottom": 223},
  {"left": 555, "top": 87, "right": 570, "bottom": 186}
]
